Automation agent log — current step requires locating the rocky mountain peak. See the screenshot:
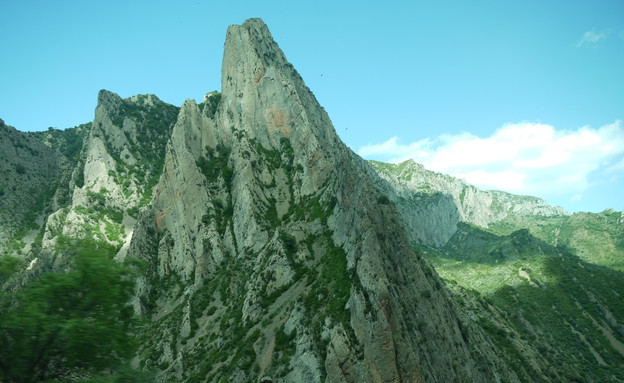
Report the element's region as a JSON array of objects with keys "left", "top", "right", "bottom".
[
  {"left": 218, "top": 18, "right": 343, "bottom": 199},
  {"left": 221, "top": 19, "right": 337, "bottom": 155},
  {"left": 96, "top": 89, "right": 124, "bottom": 115},
  {"left": 223, "top": 18, "right": 289, "bottom": 79}
]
